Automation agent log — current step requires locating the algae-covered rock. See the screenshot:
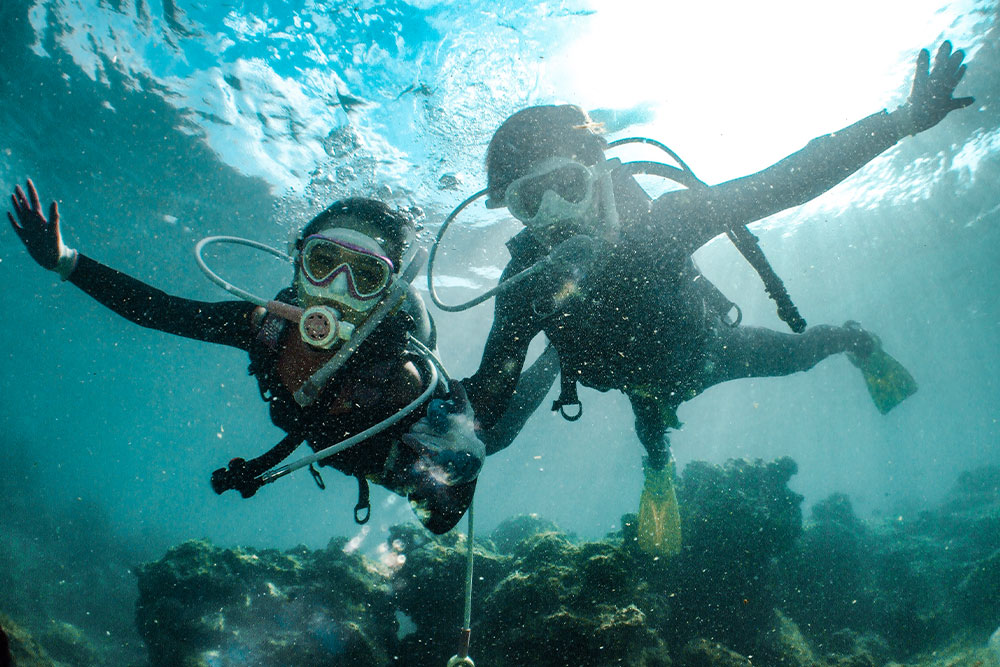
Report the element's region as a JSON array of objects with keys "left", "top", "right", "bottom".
[
  {"left": 0, "top": 613, "right": 59, "bottom": 667},
  {"left": 39, "top": 620, "right": 100, "bottom": 667},
  {"left": 489, "top": 513, "right": 562, "bottom": 555},
  {"left": 777, "top": 493, "right": 877, "bottom": 638},
  {"left": 956, "top": 549, "right": 1000, "bottom": 628},
  {"left": 666, "top": 457, "right": 804, "bottom": 654},
  {"left": 127, "top": 461, "right": 1000, "bottom": 666},
  {"left": 391, "top": 521, "right": 671, "bottom": 666},
  {"left": 390, "top": 526, "right": 512, "bottom": 665},
  {"left": 476, "top": 534, "right": 671, "bottom": 667},
  {"left": 679, "top": 456, "right": 803, "bottom": 557},
  {"left": 135, "top": 538, "right": 396, "bottom": 667},
  {"left": 679, "top": 638, "right": 751, "bottom": 666},
  {"left": 759, "top": 610, "right": 822, "bottom": 667},
  {"left": 775, "top": 464, "right": 1000, "bottom": 658}
]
